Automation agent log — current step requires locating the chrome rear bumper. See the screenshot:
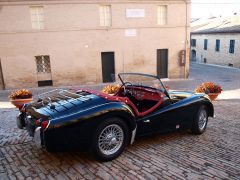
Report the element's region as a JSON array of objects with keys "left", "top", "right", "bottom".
[{"left": 34, "top": 127, "right": 42, "bottom": 148}]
